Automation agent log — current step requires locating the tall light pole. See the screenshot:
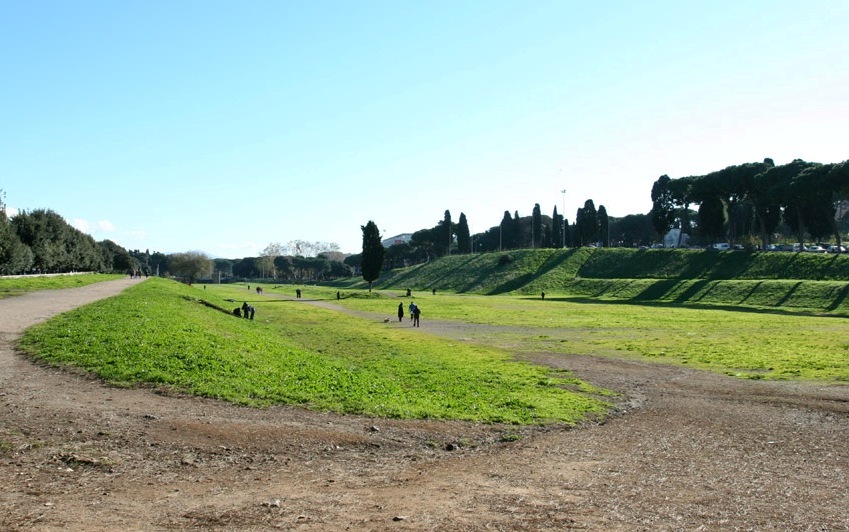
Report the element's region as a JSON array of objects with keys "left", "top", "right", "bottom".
[{"left": 561, "top": 188, "right": 567, "bottom": 248}]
